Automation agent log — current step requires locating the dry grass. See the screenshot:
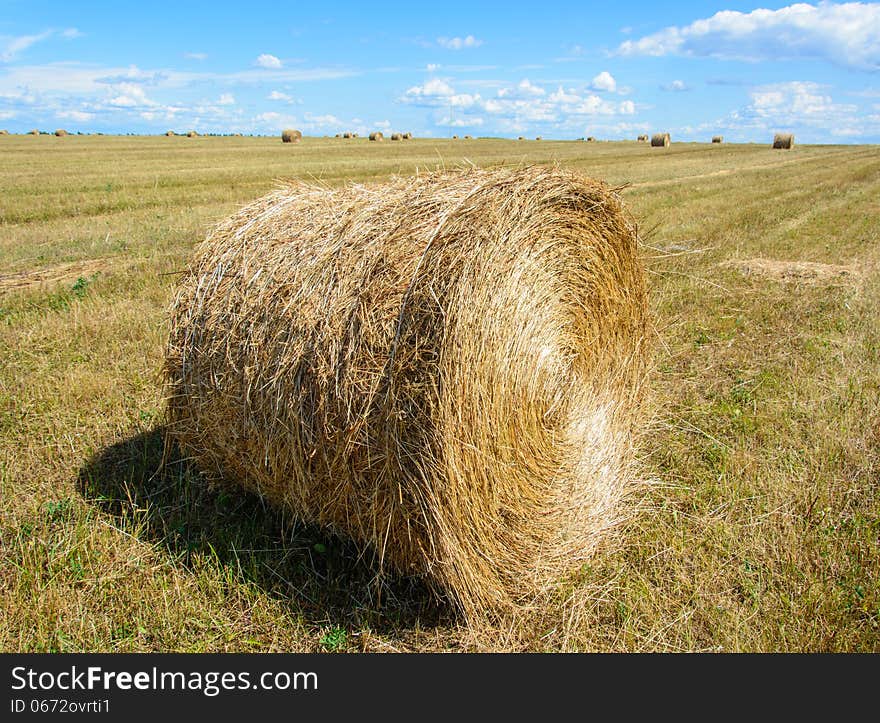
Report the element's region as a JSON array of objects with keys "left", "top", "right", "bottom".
[
  {"left": 1, "top": 135, "right": 878, "bottom": 651},
  {"left": 165, "top": 167, "right": 650, "bottom": 622}
]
